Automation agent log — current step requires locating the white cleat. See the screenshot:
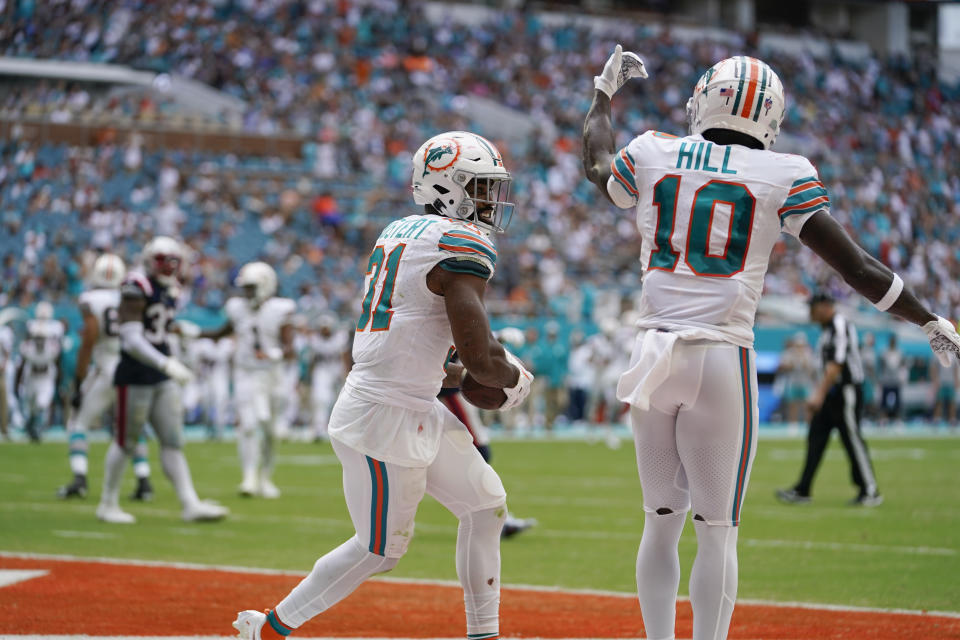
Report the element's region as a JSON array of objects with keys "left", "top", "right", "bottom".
[
  {"left": 182, "top": 500, "right": 229, "bottom": 522},
  {"left": 233, "top": 609, "right": 266, "bottom": 640},
  {"left": 258, "top": 479, "right": 281, "bottom": 499},
  {"left": 238, "top": 477, "right": 258, "bottom": 497},
  {"left": 96, "top": 504, "right": 136, "bottom": 524}
]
